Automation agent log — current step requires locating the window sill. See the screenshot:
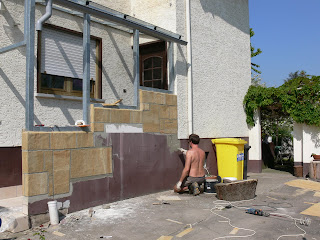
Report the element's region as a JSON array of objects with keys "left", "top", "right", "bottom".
[
  {"left": 139, "top": 86, "right": 173, "bottom": 94},
  {"left": 35, "top": 93, "right": 105, "bottom": 103}
]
